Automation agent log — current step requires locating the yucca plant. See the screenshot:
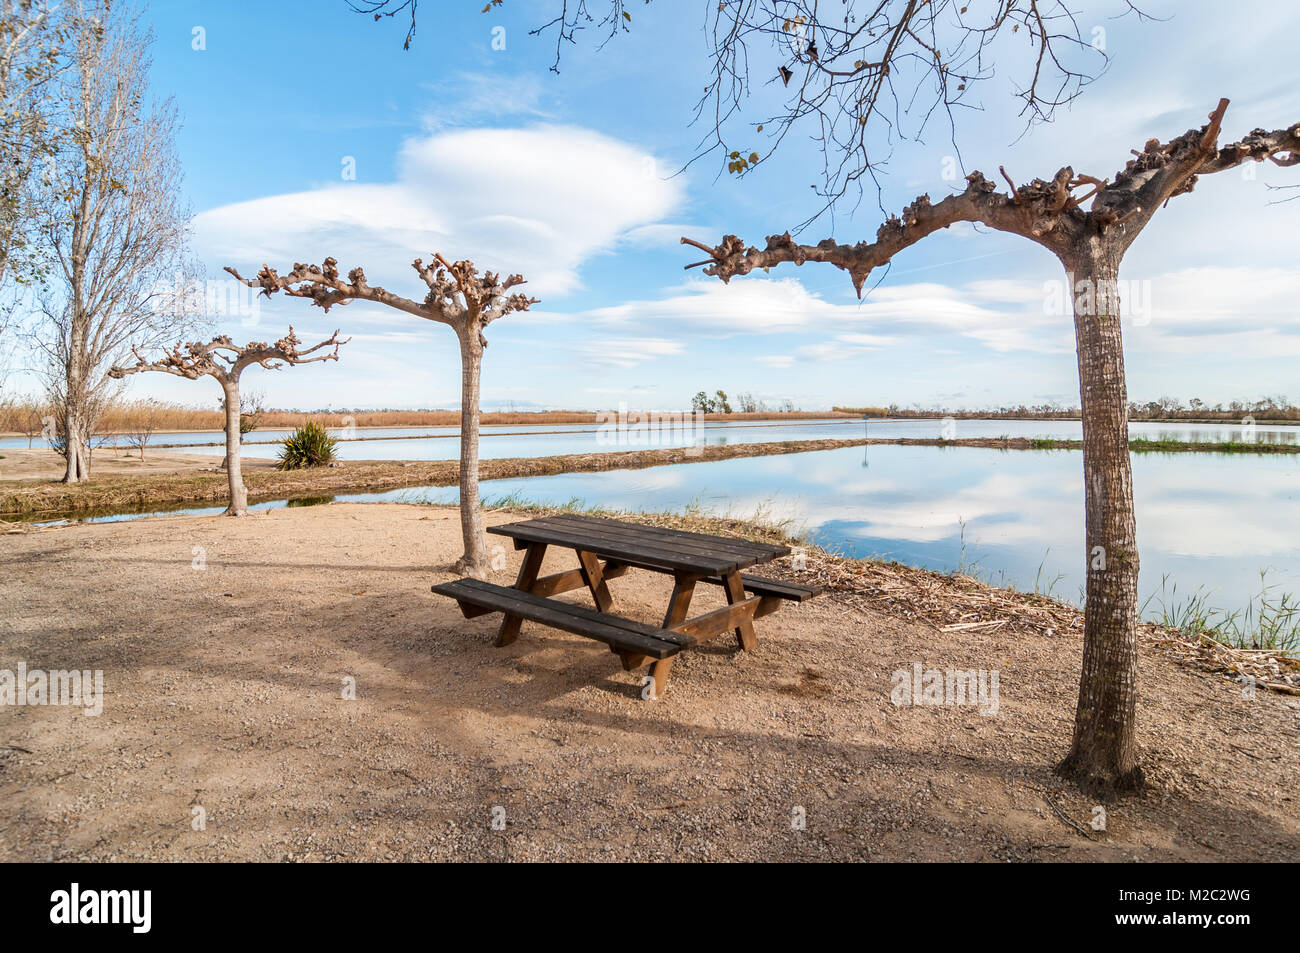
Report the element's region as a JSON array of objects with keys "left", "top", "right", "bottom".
[{"left": 277, "top": 421, "right": 338, "bottom": 470}]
